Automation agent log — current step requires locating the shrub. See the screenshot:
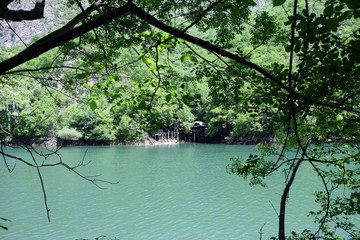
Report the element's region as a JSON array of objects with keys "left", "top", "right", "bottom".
[
  {"left": 57, "top": 127, "right": 83, "bottom": 140},
  {"left": 230, "top": 113, "right": 263, "bottom": 140}
]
